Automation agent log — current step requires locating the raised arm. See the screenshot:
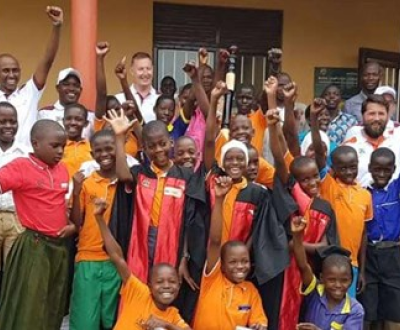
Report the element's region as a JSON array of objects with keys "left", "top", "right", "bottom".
[
  {"left": 213, "top": 48, "right": 229, "bottom": 87},
  {"left": 291, "top": 216, "right": 314, "bottom": 288},
  {"left": 104, "top": 109, "right": 136, "bottom": 183},
  {"left": 33, "top": 6, "right": 63, "bottom": 90},
  {"left": 267, "top": 109, "right": 289, "bottom": 184},
  {"left": 204, "top": 81, "right": 227, "bottom": 171},
  {"left": 94, "top": 198, "right": 131, "bottom": 284},
  {"left": 69, "top": 172, "right": 85, "bottom": 227},
  {"left": 282, "top": 82, "right": 301, "bottom": 157},
  {"left": 182, "top": 62, "right": 210, "bottom": 119},
  {"left": 206, "top": 176, "right": 232, "bottom": 273},
  {"left": 310, "top": 98, "right": 327, "bottom": 171},
  {"left": 95, "top": 42, "right": 110, "bottom": 119},
  {"left": 115, "top": 57, "right": 143, "bottom": 125}
]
